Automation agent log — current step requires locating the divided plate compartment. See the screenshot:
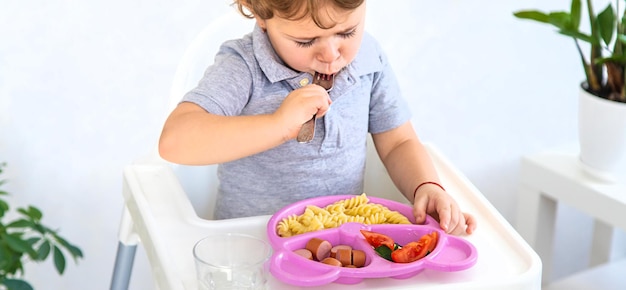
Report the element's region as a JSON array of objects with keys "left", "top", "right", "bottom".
[{"left": 266, "top": 195, "right": 478, "bottom": 287}]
